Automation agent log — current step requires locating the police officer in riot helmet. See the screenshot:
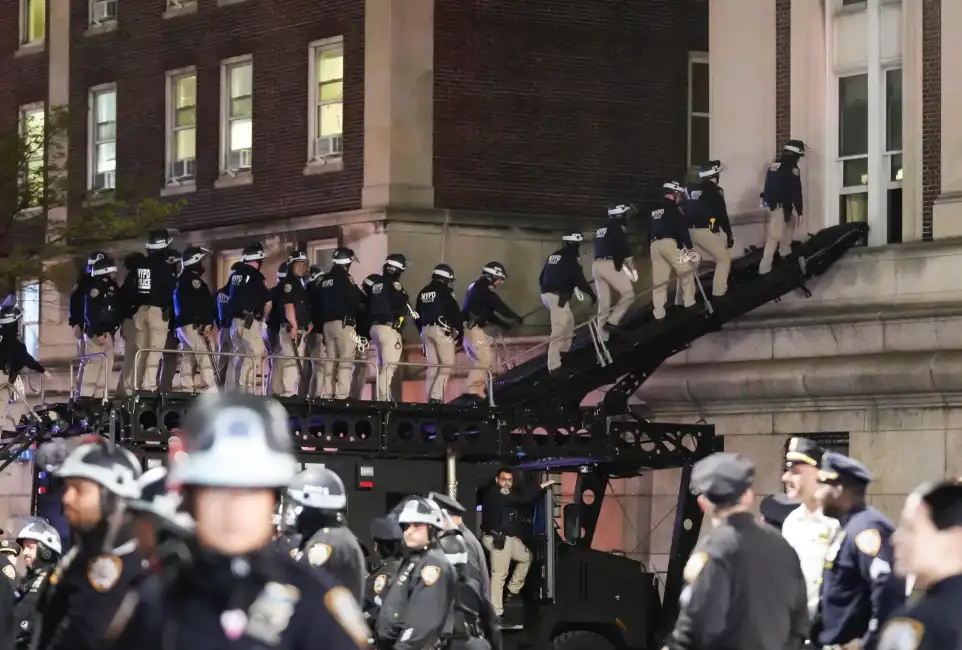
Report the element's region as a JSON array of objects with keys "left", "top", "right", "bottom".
[
  {"left": 650, "top": 182, "right": 697, "bottom": 321},
  {"left": 12, "top": 518, "right": 62, "bottom": 647},
  {"left": 363, "top": 517, "right": 404, "bottom": 629},
  {"left": 416, "top": 263, "right": 464, "bottom": 404},
  {"left": 593, "top": 203, "right": 638, "bottom": 336},
  {"left": 685, "top": 161, "right": 734, "bottom": 298},
  {"left": 302, "top": 264, "right": 325, "bottom": 396},
  {"left": 271, "top": 251, "right": 312, "bottom": 397},
  {"left": 119, "top": 228, "right": 178, "bottom": 393},
  {"left": 286, "top": 466, "right": 366, "bottom": 602},
  {"left": 215, "top": 262, "right": 244, "bottom": 387},
  {"left": 79, "top": 257, "right": 121, "bottom": 399},
  {"left": 376, "top": 497, "right": 456, "bottom": 650},
  {"left": 266, "top": 261, "right": 290, "bottom": 394},
  {"left": 0, "top": 305, "right": 48, "bottom": 433},
  {"left": 351, "top": 274, "right": 378, "bottom": 400},
  {"left": 109, "top": 393, "right": 370, "bottom": 650},
  {"left": 313, "top": 247, "right": 363, "bottom": 399},
  {"left": 461, "top": 262, "right": 522, "bottom": 400},
  {"left": 126, "top": 466, "right": 194, "bottom": 561},
  {"left": 69, "top": 251, "right": 106, "bottom": 395},
  {"left": 226, "top": 242, "right": 273, "bottom": 392},
  {"left": 759, "top": 139, "right": 805, "bottom": 275},
  {"left": 272, "top": 500, "right": 302, "bottom": 559},
  {"left": 158, "top": 248, "right": 184, "bottom": 392},
  {"left": 173, "top": 247, "right": 218, "bottom": 393},
  {"left": 539, "top": 232, "right": 596, "bottom": 373},
  {"left": 368, "top": 253, "right": 414, "bottom": 401}
]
